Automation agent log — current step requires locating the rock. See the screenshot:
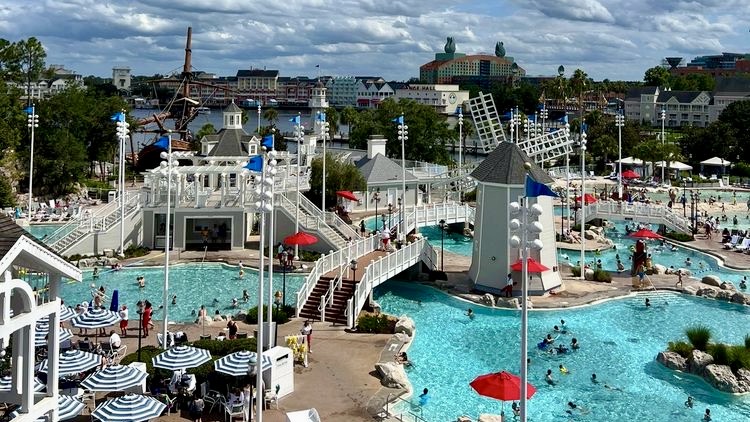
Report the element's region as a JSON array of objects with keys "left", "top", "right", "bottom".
[
  {"left": 683, "top": 286, "right": 698, "bottom": 295},
  {"left": 653, "top": 264, "right": 666, "bottom": 275},
  {"left": 737, "top": 368, "right": 750, "bottom": 391},
  {"left": 689, "top": 350, "right": 714, "bottom": 375},
  {"left": 703, "top": 364, "right": 744, "bottom": 393},
  {"left": 457, "top": 417, "right": 473, "bottom": 422},
  {"left": 393, "top": 332, "right": 410, "bottom": 344},
  {"left": 478, "top": 414, "right": 504, "bottom": 422},
  {"left": 678, "top": 268, "right": 691, "bottom": 277},
  {"left": 697, "top": 287, "right": 718, "bottom": 298},
  {"left": 702, "top": 275, "right": 721, "bottom": 287},
  {"left": 657, "top": 351, "right": 687, "bottom": 372},
  {"left": 716, "top": 290, "right": 733, "bottom": 301},
  {"left": 394, "top": 317, "right": 415, "bottom": 338},
  {"left": 374, "top": 362, "right": 410, "bottom": 390},
  {"left": 584, "top": 268, "right": 595, "bottom": 281},
  {"left": 731, "top": 292, "right": 748, "bottom": 304},
  {"left": 720, "top": 281, "right": 735, "bottom": 290},
  {"left": 195, "top": 316, "right": 213, "bottom": 325},
  {"left": 584, "top": 229, "right": 597, "bottom": 240},
  {"left": 505, "top": 298, "right": 519, "bottom": 309},
  {"left": 481, "top": 293, "right": 496, "bottom": 307}
]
